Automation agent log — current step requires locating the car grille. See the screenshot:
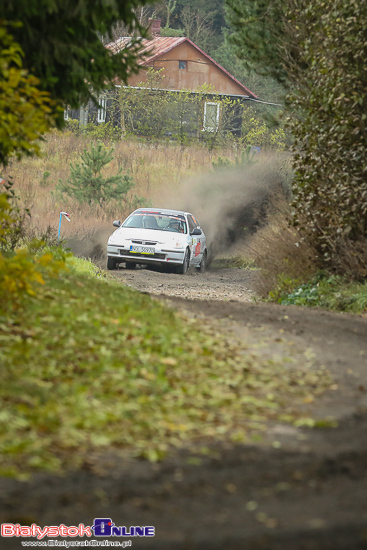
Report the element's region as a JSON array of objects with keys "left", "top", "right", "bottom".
[{"left": 131, "top": 240, "right": 158, "bottom": 245}]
